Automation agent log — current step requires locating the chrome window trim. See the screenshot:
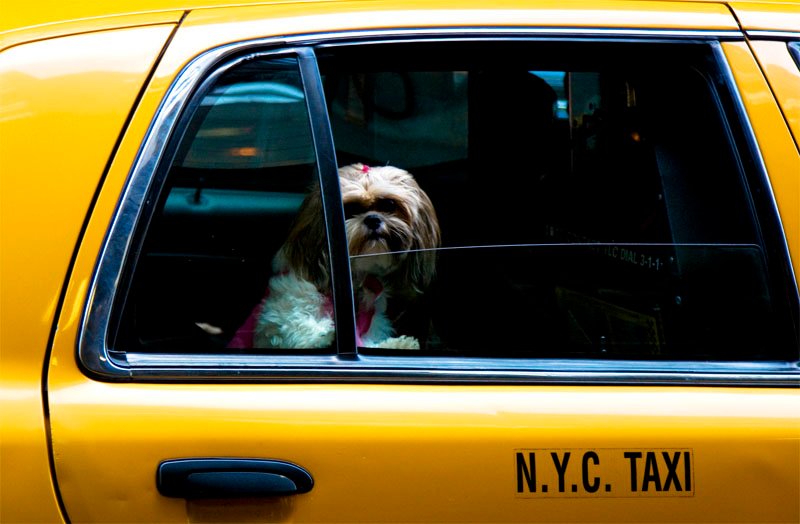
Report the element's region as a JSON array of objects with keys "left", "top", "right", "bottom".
[
  {"left": 746, "top": 31, "right": 800, "bottom": 40},
  {"left": 79, "top": 29, "right": 798, "bottom": 385},
  {"left": 78, "top": 45, "right": 296, "bottom": 378},
  {"left": 285, "top": 27, "right": 745, "bottom": 43},
  {"left": 124, "top": 353, "right": 800, "bottom": 386}
]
